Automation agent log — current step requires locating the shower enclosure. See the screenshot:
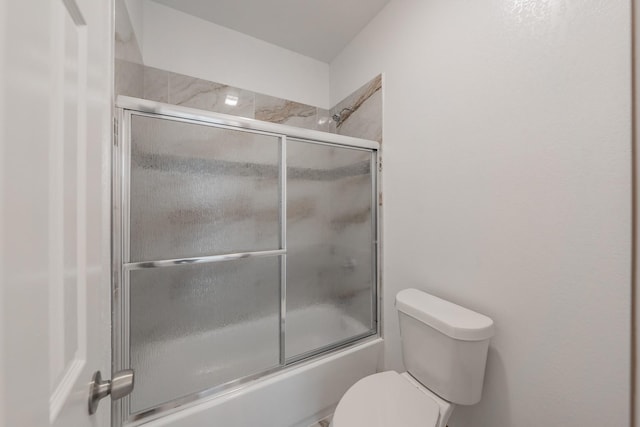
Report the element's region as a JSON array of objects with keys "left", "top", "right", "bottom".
[{"left": 112, "top": 97, "right": 380, "bottom": 426}]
